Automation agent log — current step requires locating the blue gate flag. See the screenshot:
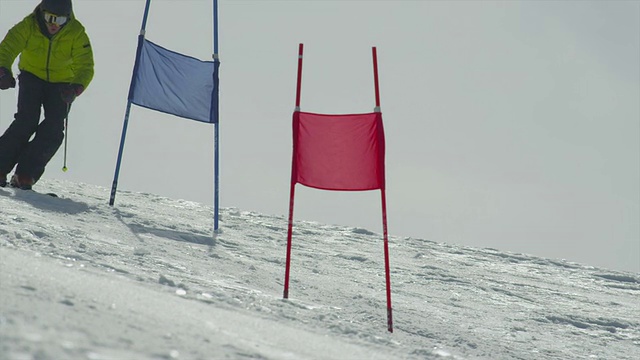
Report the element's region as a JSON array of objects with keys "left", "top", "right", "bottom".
[{"left": 130, "top": 39, "right": 218, "bottom": 123}]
